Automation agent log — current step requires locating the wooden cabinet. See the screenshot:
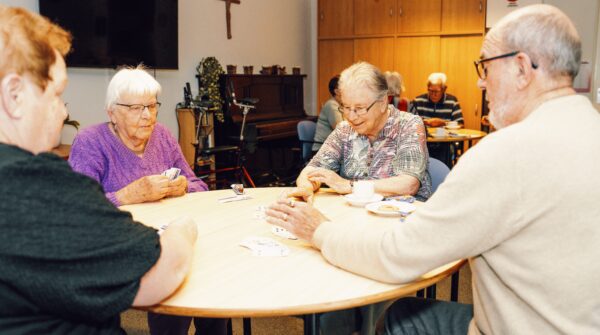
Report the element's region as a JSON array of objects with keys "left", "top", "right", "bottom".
[
  {"left": 354, "top": 38, "right": 395, "bottom": 73},
  {"left": 317, "top": 0, "right": 486, "bottom": 129},
  {"left": 398, "top": 0, "right": 441, "bottom": 33},
  {"left": 318, "top": 0, "right": 354, "bottom": 37},
  {"left": 441, "top": 0, "right": 485, "bottom": 33},
  {"left": 318, "top": 40, "right": 354, "bottom": 109},
  {"left": 354, "top": 0, "right": 397, "bottom": 35},
  {"left": 395, "top": 37, "right": 440, "bottom": 100},
  {"left": 440, "top": 35, "right": 484, "bottom": 130}
]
